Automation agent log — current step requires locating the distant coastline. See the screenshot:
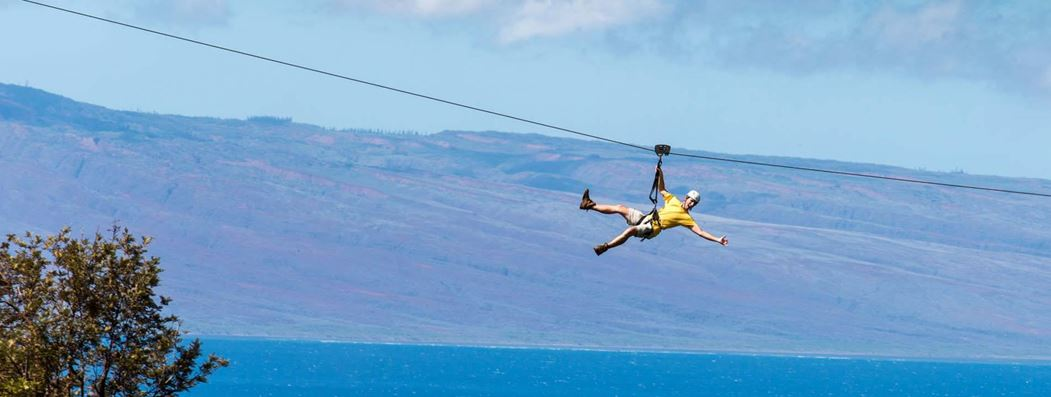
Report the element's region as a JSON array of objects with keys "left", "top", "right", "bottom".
[{"left": 191, "top": 334, "right": 1051, "bottom": 365}]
